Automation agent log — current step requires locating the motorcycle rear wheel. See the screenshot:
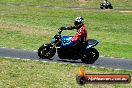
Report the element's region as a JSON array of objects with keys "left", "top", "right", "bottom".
[
  {"left": 38, "top": 45, "right": 56, "bottom": 59},
  {"left": 109, "top": 6, "right": 113, "bottom": 9},
  {"left": 81, "top": 48, "right": 99, "bottom": 64}
]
